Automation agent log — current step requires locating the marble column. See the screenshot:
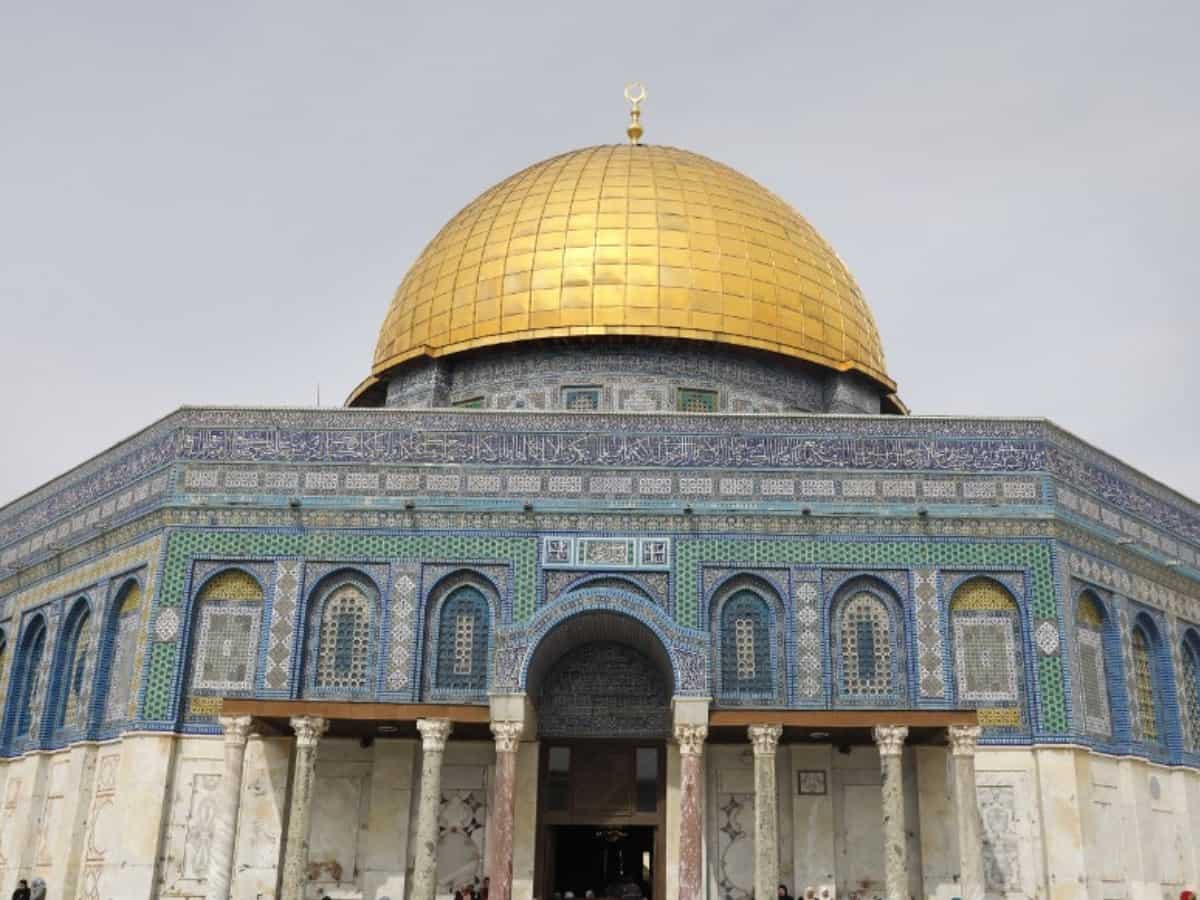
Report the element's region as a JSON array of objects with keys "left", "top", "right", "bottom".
[
  {"left": 749, "top": 724, "right": 783, "bottom": 900},
  {"left": 206, "top": 715, "right": 254, "bottom": 900},
  {"left": 280, "top": 715, "right": 328, "bottom": 900},
  {"left": 411, "top": 718, "right": 453, "bottom": 900},
  {"left": 489, "top": 721, "right": 523, "bottom": 900},
  {"left": 949, "top": 725, "right": 985, "bottom": 900},
  {"left": 674, "top": 723, "right": 707, "bottom": 900},
  {"left": 873, "top": 725, "right": 909, "bottom": 900}
]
